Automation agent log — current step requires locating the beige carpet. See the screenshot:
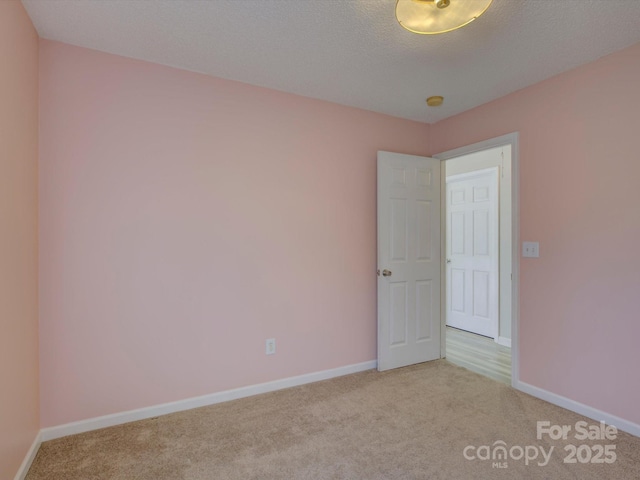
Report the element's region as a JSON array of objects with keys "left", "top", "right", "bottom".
[{"left": 27, "top": 361, "right": 640, "bottom": 479}]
